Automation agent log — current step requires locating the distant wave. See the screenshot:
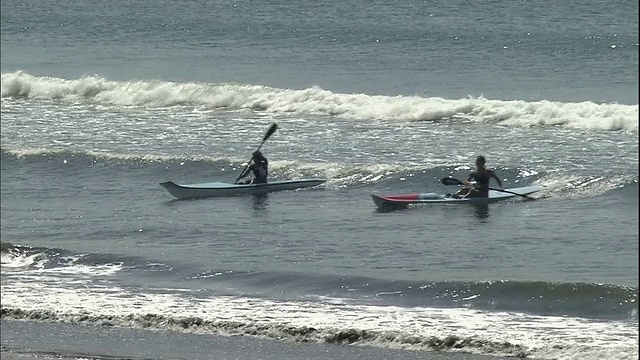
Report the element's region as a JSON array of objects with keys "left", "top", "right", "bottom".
[
  {"left": 0, "top": 146, "right": 223, "bottom": 163},
  {"left": 2, "top": 71, "right": 637, "bottom": 132}
]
